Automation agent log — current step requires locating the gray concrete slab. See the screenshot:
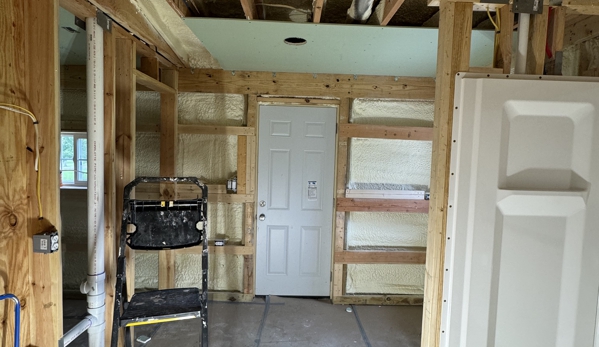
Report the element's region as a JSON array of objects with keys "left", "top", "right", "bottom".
[
  {"left": 353, "top": 305, "right": 422, "bottom": 347},
  {"left": 259, "top": 297, "right": 364, "bottom": 347}
]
